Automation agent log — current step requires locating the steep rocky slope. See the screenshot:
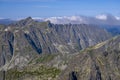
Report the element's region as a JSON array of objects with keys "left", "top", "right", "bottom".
[
  {"left": 59, "top": 36, "right": 120, "bottom": 80},
  {"left": 0, "top": 17, "right": 111, "bottom": 70},
  {"left": 1, "top": 34, "right": 120, "bottom": 80}
]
